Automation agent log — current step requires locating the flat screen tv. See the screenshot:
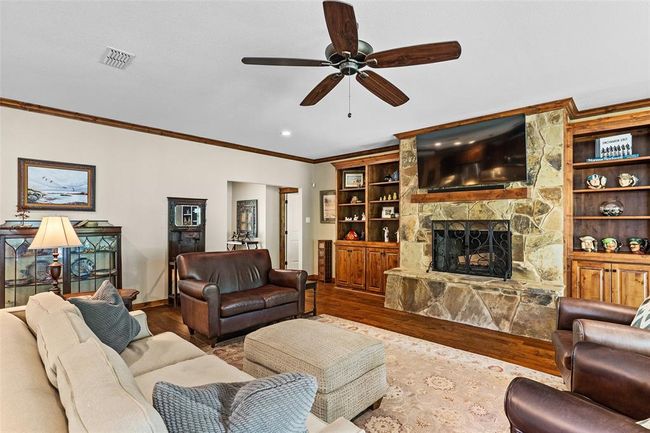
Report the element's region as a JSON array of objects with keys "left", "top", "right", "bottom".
[{"left": 416, "top": 114, "right": 527, "bottom": 191}]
